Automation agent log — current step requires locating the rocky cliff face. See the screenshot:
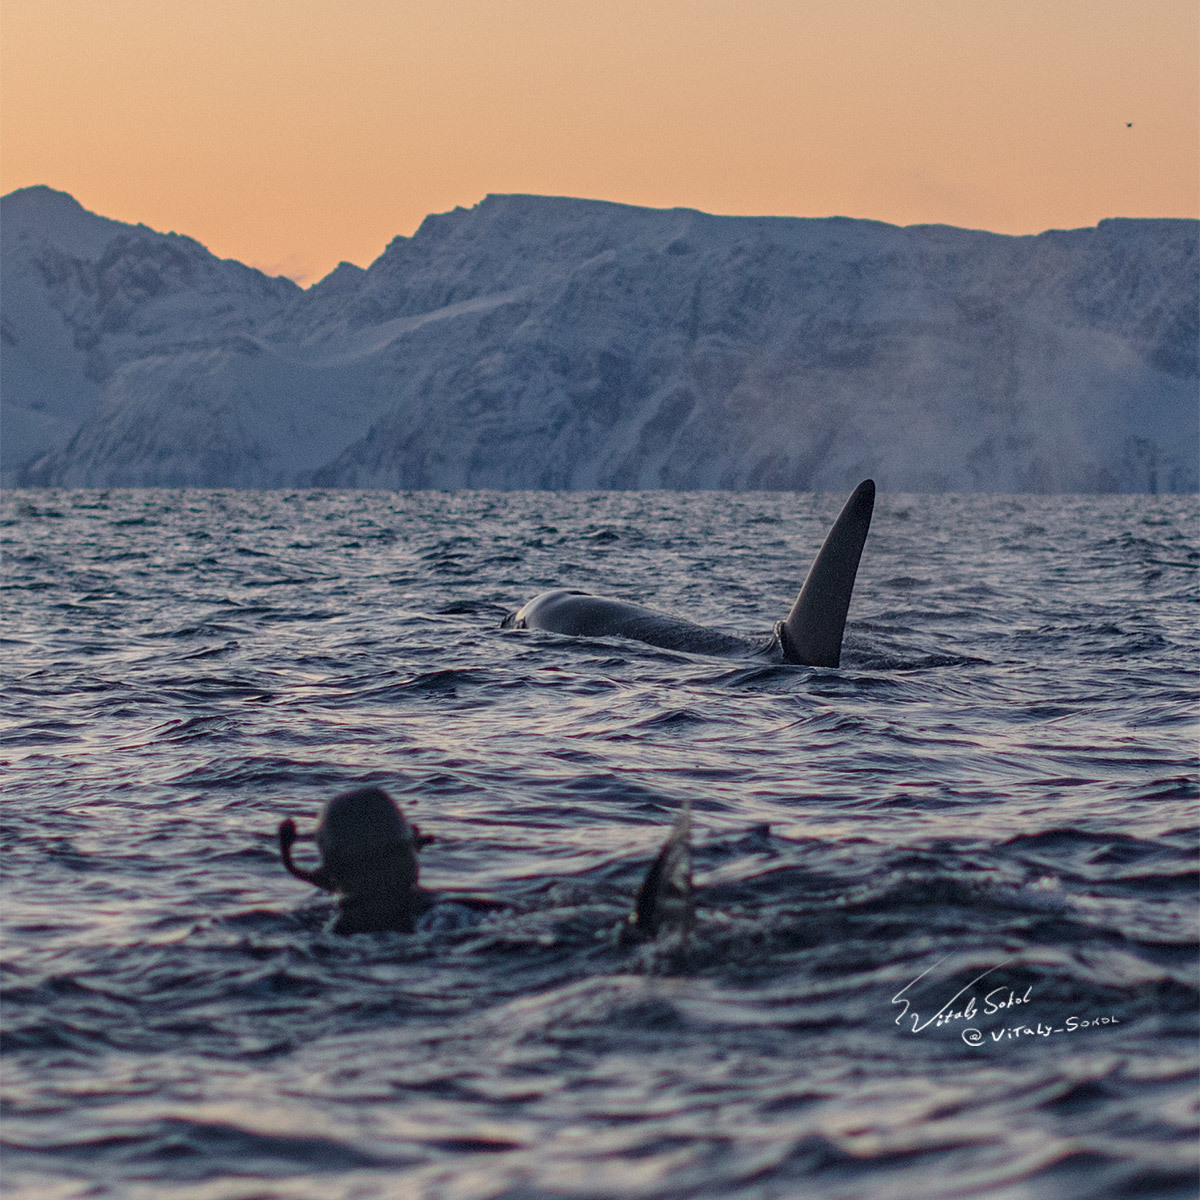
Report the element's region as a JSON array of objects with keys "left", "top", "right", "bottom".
[{"left": 3, "top": 187, "right": 1196, "bottom": 491}]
